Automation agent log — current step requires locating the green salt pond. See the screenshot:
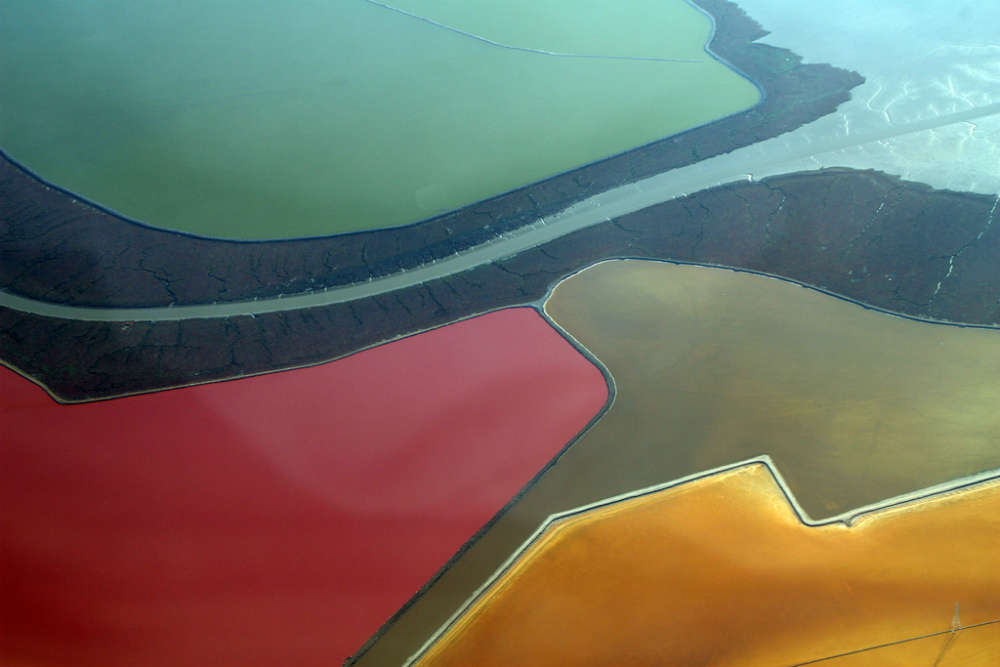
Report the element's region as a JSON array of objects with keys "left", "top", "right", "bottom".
[{"left": 0, "top": 0, "right": 759, "bottom": 239}]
